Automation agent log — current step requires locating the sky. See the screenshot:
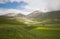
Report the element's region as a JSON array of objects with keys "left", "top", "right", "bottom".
[{"left": 0, "top": 0, "right": 60, "bottom": 15}]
